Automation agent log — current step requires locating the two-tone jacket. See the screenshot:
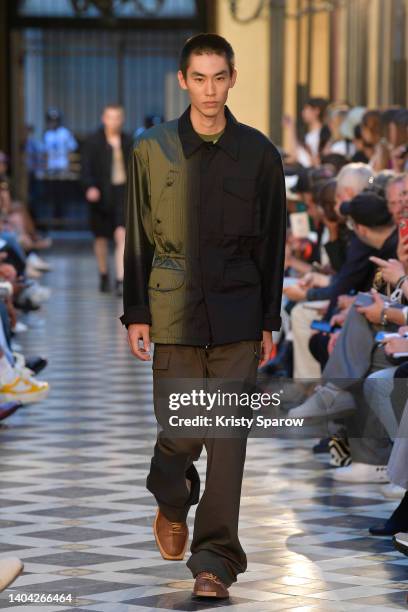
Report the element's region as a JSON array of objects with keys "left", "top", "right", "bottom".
[{"left": 120, "top": 105, "right": 287, "bottom": 346}]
